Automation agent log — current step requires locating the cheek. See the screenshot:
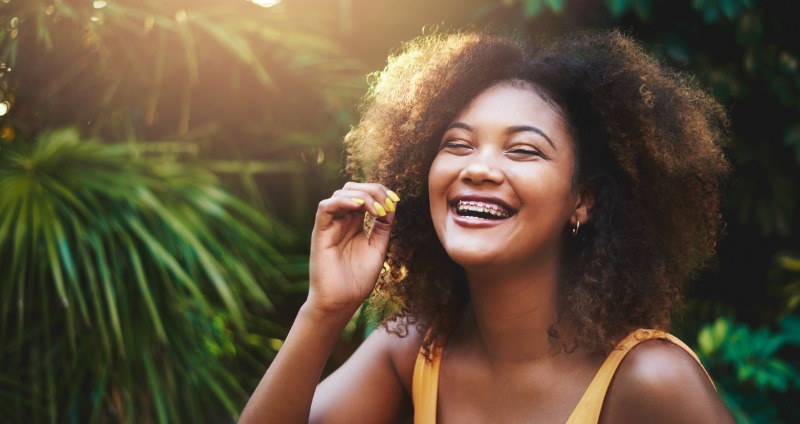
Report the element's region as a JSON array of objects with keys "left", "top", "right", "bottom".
[
  {"left": 427, "top": 157, "right": 452, "bottom": 226},
  {"left": 427, "top": 156, "right": 449, "bottom": 197}
]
